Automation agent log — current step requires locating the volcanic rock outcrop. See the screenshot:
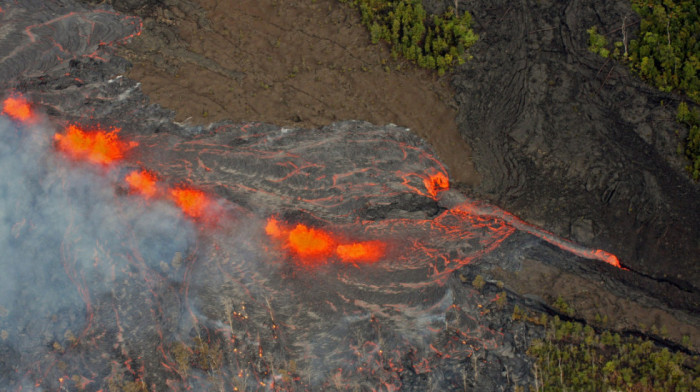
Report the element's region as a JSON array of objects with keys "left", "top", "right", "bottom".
[{"left": 445, "top": 0, "right": 700, "bottom": 293}]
